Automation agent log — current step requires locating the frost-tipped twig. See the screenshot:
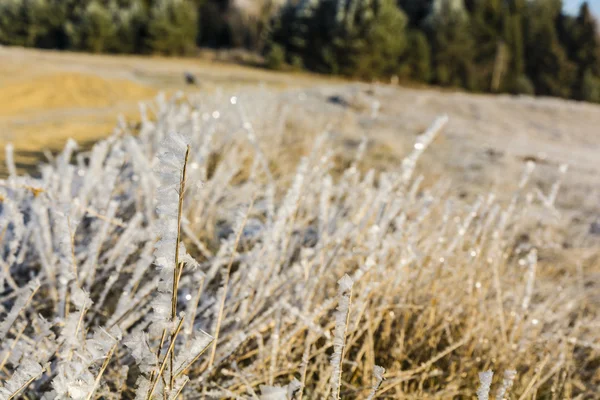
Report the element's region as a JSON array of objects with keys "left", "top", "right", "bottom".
[
  {"left": 477, "top": 370, "right": 494, "bottom": 400},
  {"left": 495, "top": 370, "right": 517, "bottom": 400},
  {"left": 365, "top": 365, "right": 385, "bottom": 400},
  {"left": 146, "top": 317, "right": 185, "bottom": 400},
  {"left": 330, "top": 274, "right": 353, "bottom": 400},
  {"left": 0, "top": 280, "right": 40, "bottom": 341},
  {"left": 0, "top": 360, "right": 45, "bottom": 400},
  {"left": 172, "top": 144, "right": 191, "bottom": 320},
  {"left": 85, "top": 343, "right": 117, "bottom": 400},
  {"left": 169, "top": 144, "right": 191, "bottom": 390},
  {"left": 296, "top": 336, "right": 311, "bottom": 400}
]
